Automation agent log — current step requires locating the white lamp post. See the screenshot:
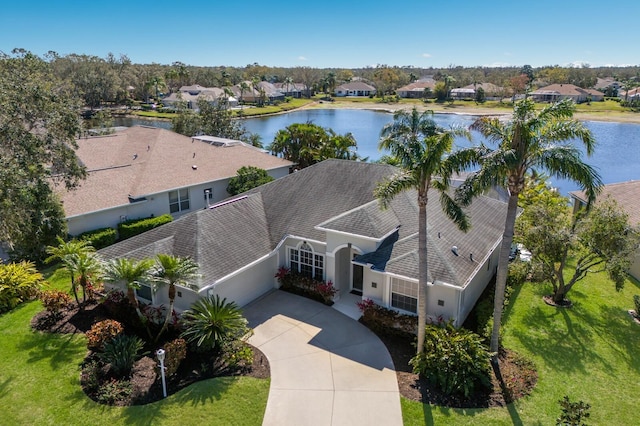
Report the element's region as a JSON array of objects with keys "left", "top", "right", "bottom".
[{"left": 156, "top": 348, "right": 167, "bottom": 398}]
